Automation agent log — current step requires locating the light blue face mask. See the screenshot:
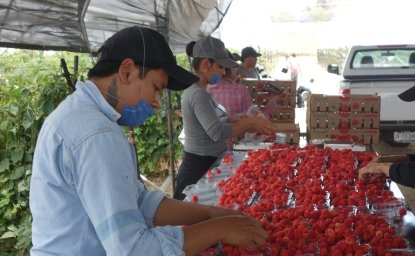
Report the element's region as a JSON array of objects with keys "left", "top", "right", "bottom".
[
  {"left": 117, "top": 100, "right": 154, "bottom": 127},
  {"left": 209, "top": 74, "right": 221, "bottom": 84}
]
